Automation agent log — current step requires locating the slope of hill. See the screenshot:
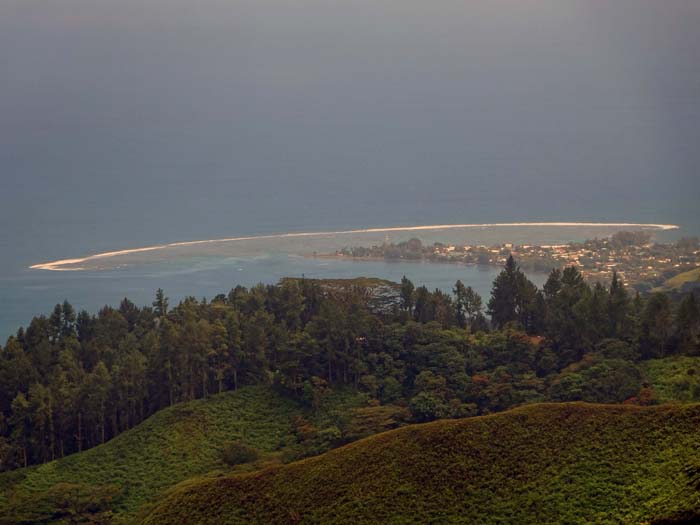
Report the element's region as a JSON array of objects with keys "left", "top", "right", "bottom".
[
  {"left": 143, "top": 403, "right": 700, "bottom": 525},
  {"left": 0, "top": 386, "right": 303, "bottom": 523},
  {"left": 656, "top": 267, "right": 700, "bottom": 292},
  {"left": 641, "top": 356, "right": 700, "bottom": 403}
]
